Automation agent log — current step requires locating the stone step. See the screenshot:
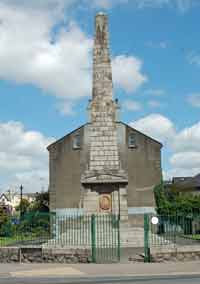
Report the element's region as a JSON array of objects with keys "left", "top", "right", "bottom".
[{"left": 44, "top": 226, "right": 173, "bottom": 248}]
